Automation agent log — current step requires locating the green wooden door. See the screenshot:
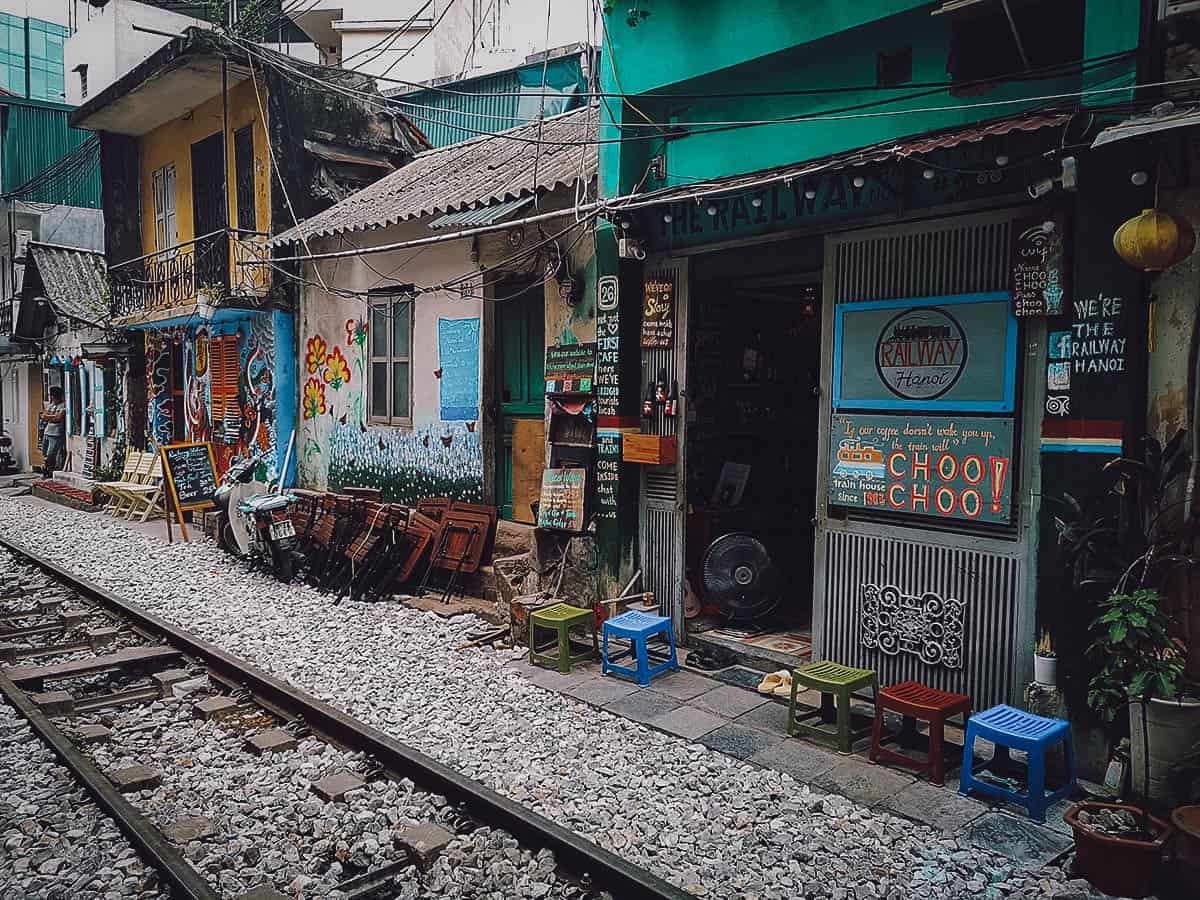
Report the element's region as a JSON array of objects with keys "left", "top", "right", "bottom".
[{"left": 497, "top": 283, "right": 545, "bottom": 521}]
